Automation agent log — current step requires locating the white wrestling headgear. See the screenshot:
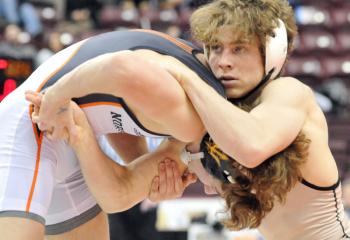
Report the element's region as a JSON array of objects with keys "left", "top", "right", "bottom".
[{"left": 265, "top": 19, "right": 288, "bottom": 80}]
